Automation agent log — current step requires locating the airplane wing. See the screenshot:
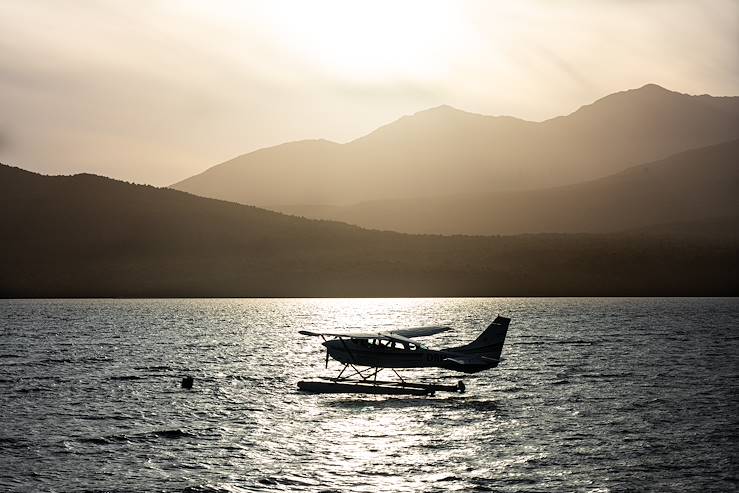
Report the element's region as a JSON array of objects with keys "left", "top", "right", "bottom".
[
  {"left": 380, "top": 333, "right": 420, "bottom": 345},
  {"left": 390, "top": 326, "right": 451, "bottom": 338},
  {"left": 299, "top": 330, "right": 421, "bottom": 348},
  {"left": 298, "top": 330, "right": 384, "bottom": 338},
  {"left": 298, "top": 325, "right": 450, "bottom": 339},
  {"left": 443, "top": 355, "right": 500, "bottom": 365}
]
